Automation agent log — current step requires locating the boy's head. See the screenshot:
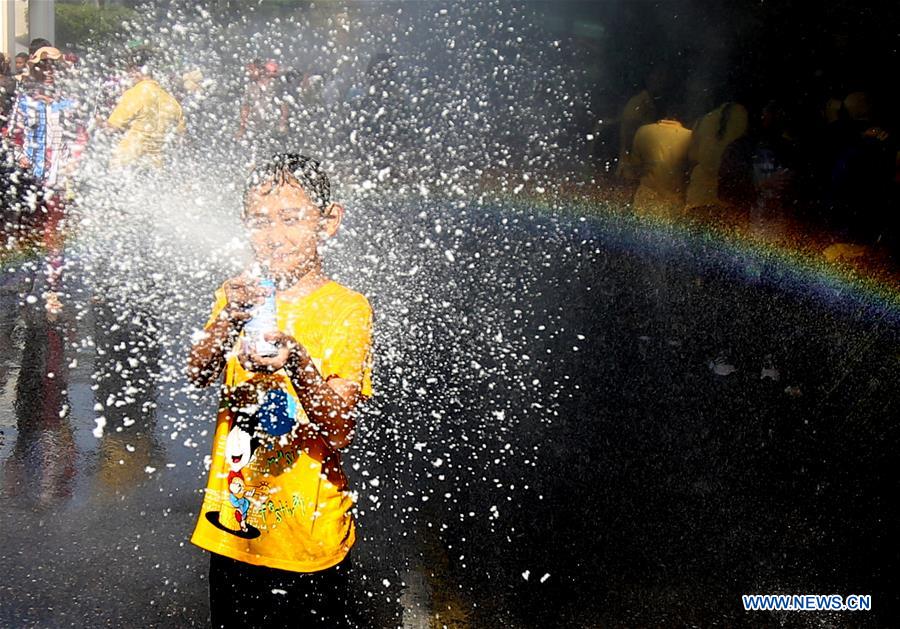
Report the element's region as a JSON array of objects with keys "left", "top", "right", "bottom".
[
  {"left": 262, "top": 60, "right": 279, "bottom": 78},
  {"left": 28, "top": 38, "right": 52, "bottom": 56},
  {"left": 247, "top": 59, "right": 262, "bottom": 80},
  {"left": 15, "top": 52, "right": 28, "bottom": 73},
  {"left": 28, "top": 47, "right": 63, "bottom": 86},
  {"left": 243, "top": 153, "right": 343, "bottom": 282},
  {"left": 126, "top": 48, "right": 153, "bottom": 81}
]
